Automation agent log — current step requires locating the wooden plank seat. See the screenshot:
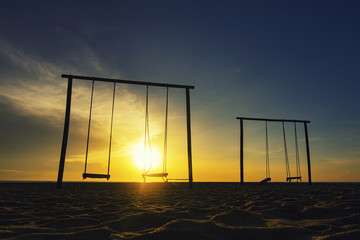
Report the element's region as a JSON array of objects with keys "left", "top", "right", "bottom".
[
  {"left": 259, "top": 177, "right": 271, "bottom": 184},
  {"left": 83, "top": 173, "right": 110, "bottom": 180},
  {"left": 286, "top": 176, "right": 302, "bottom": 182},
  {"left": 142, "top": 173, "right": 168, "bottom": 178}
]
